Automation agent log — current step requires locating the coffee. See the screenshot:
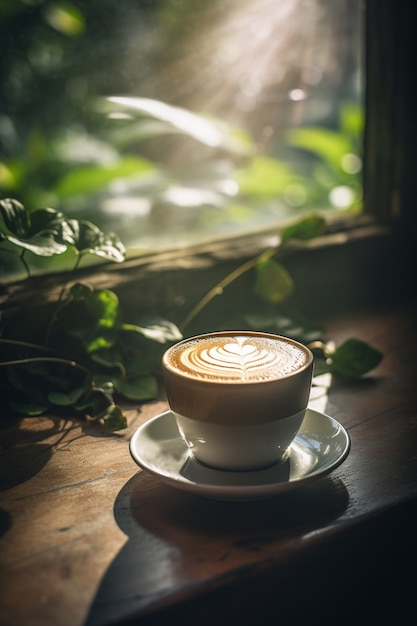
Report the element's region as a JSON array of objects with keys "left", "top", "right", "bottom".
[
  {"left": 165, "top": 334, "right": 309, "bottom": 382},
  {"left": 162, "top": 331, "right": 314, "bottom": 470}
]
